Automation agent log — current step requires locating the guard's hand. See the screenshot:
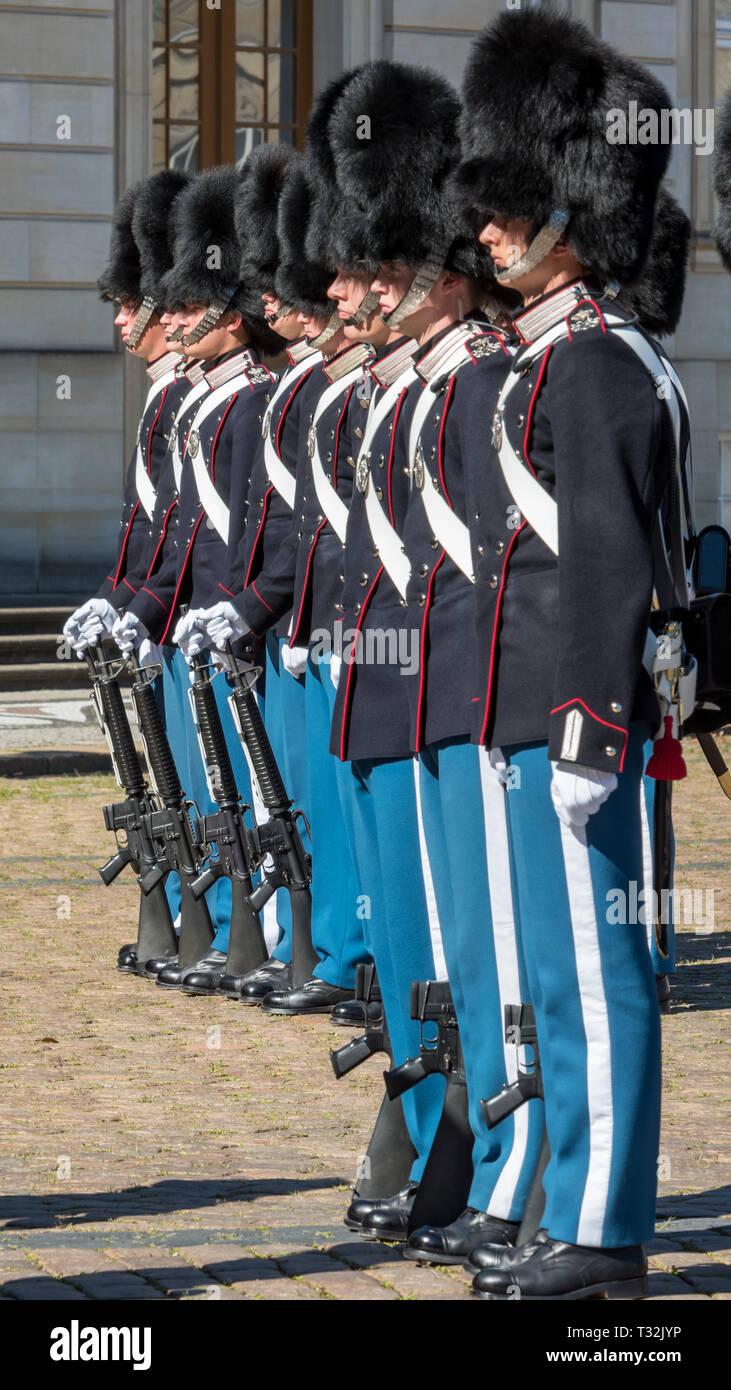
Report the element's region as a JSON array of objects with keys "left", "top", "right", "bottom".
[
  {"left": 137, "top": 638, "right": 162, "bottom": 670},
  {"left": 65, "top": 598, "right": 118, "bottom": 654},
  {"left": 203, "top": 601, "right": 250, "bottom": 650},
  {"left": 550, "top": 763, "right": 617, "bottom": 830},
  {"left": 172, "top": 609, "right": 209, "bottom": 662},
  {"left": 112, "top": 611, "right": 148, "bottom": 657},
  {"left": 281, "top": 644, "right": 309, "bottom": 679},
  {"left": 330, "top": 653, "right": 343, "bottom": 691}
]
